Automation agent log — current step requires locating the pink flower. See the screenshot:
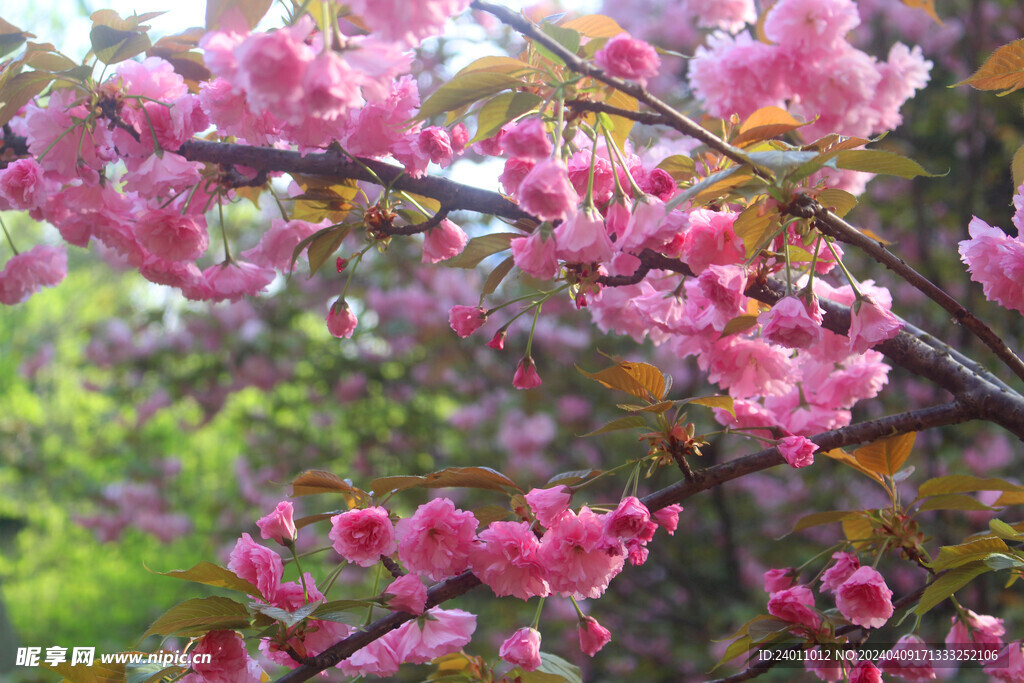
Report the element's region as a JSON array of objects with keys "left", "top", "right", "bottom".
[
  {"left": 449, "top": 305, "right": 487, "bottom": 338},
  {"left": 516, "top": 158, "right": 578, "bottom": 223},
  {"left": 513, "top": 356, "right": 543, "bottom": 390},
  {"left": 680, "top": 209, "right": 745, "bottom": 273},
  {"left": 525, "top": 486, "right": 572, "bottom": 527},
  {"left": 135, "top": 210, "right": 209, "bottom": 262},
  {"left": 820, "top": 552, "right": 860, "bottom": 593},
  {"left": 326, "top": 298, "right": 358, "bottom": 339},
  {"left": 579, "top": 616, "right": 612, "bottom": 656},
  {"left": 849, "top": 660, "right": 883, "bottom": 683},
  {"left": 759, "top": 296, "right": 824, "bottom": 349},
  {"left": 594, "top": 33, "right": 660, "bottom": 83},
  {"left": 766, "top": 585, "right": 821, "bottom": 633},
  {"left": 203, "top": 260, "right": 275, "bottom": 302},
  {"left": 835, "top": 566, "right": 894, "bottom": 629},
  {"left": 241, "top": 219, "right": 323, "bottom": 272},
  {"left": 422, "top": 219, "right": 468, "bottom": 263},
  {"left": 946, "top": 609, "right": 1005, "bottom": 655},
  {"left": 256, "top": 501, "right": 297, "bottom": 545},
  {"left": 603, "top": 496, "right": 656, "bottom": 543},
  {"left": 778, "top": 435, "right": 818, "bottom": 468},
  {"left": 538, "top": 506, "right": 625, "bottom": 599},
  {"left": 383, "top": 574, "right": 427, "bottom": 614},
  {"left": 0, "top": 244, "right": 68, "bottom": 305},
  {"left": 499, "top": 157, "right": 536, "bottom": 195},
  {"left": 188, "top": 630, "right": 263, "bottom": 683},
  {"left": 418, "top": 126, "right": 454, "bottom": 167},
  {"left": 848, "top": 297, "right": 902, "bottom": 354},
  {"left": 502, "top": 118, "right": 552, "bottom": 160},
  {"left": 652, "top": 503, "right": 683, "bottom": 535},
  {"left": 234, "top": 20, "right": 315, "bottom": 122},
  {"left": 227, "top": 532, "right": 283, "bottom": 601},
  {"left": 487, "top": 329, "right": 507, "bottom": 350},
  {"left": 958, "top": 216, "right": 1024, "bottom": 314},
  {"left": 346, "top": 0, "right": 471, "bottom": 46},
  {"left": 395, "top": 497, "right": 478, "bottom": 581},
  {"left": 391, "top": 608, "right": 477, "bottom": 664},
  {"left": 511, "top": 231, "right": 559, "bottom": 280},
  {"left": 554, "top": 206, "right": 614, "bottom": 264},
  {"left": 470, "top": 520, "right": 549, "bottom": 600},
  {"left": 301, "top": 51, "right": 362, "bottom": 122},
  {"left": 0, "top": 157, "right": 49, "bottom": 210},
  {"left": 329, "top": 506, "right": 397, "bottom": 567},
  {"left": 984, "top": 642, "right": 1024, "bottom": 682},
  {"left": 764, "top": 0, "right": 861, "bottom": 49},
  {"left": 499, "top": 627, "right": 542, "bottom": 672},
  {"left": 879, "top": 635, "right": 936, "bottom": 681},
  {"left": 763, "top": 568, "right": 794, "bottom": 593},
  {"left": 272, "top": 573, "right": 324, "bottom": 610}
]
